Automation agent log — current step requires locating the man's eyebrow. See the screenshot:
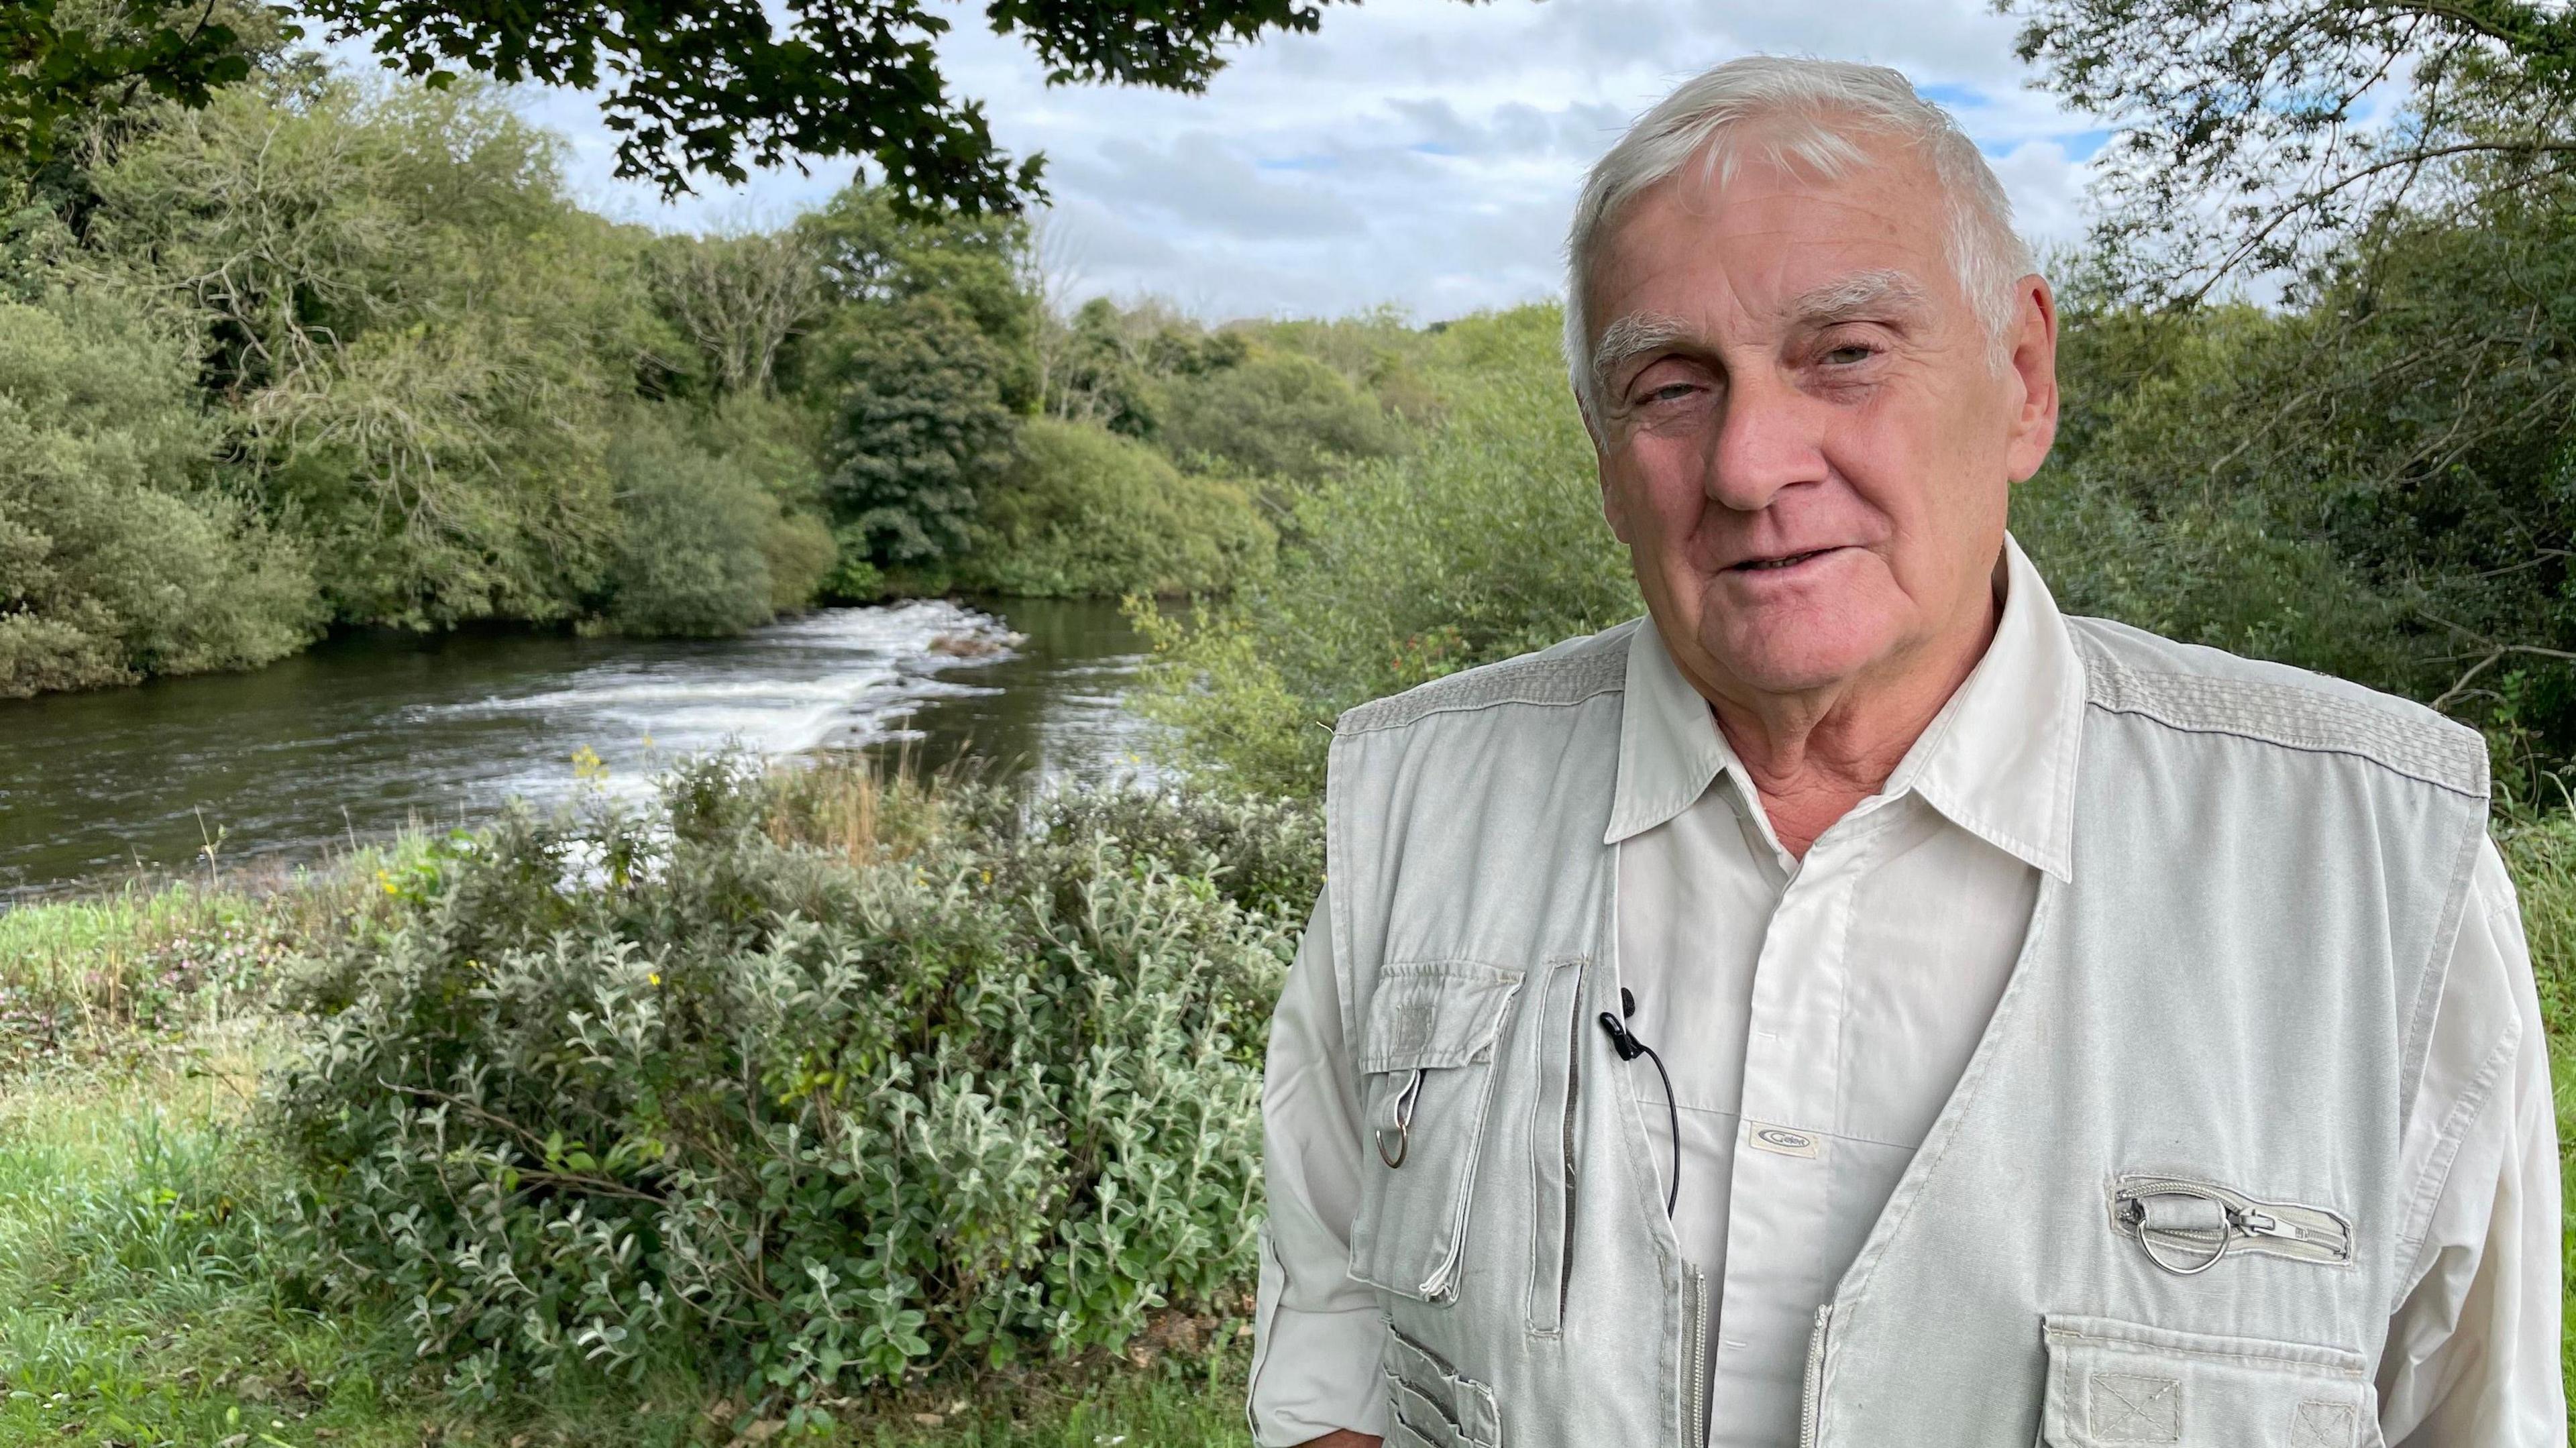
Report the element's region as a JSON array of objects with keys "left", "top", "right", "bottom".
[
  {"left": 1590, "top": 311, "right": 1694, "bottom": 388},
  {"left": 1783, "top": 268, "right": 1930, "bottom": 327}
]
